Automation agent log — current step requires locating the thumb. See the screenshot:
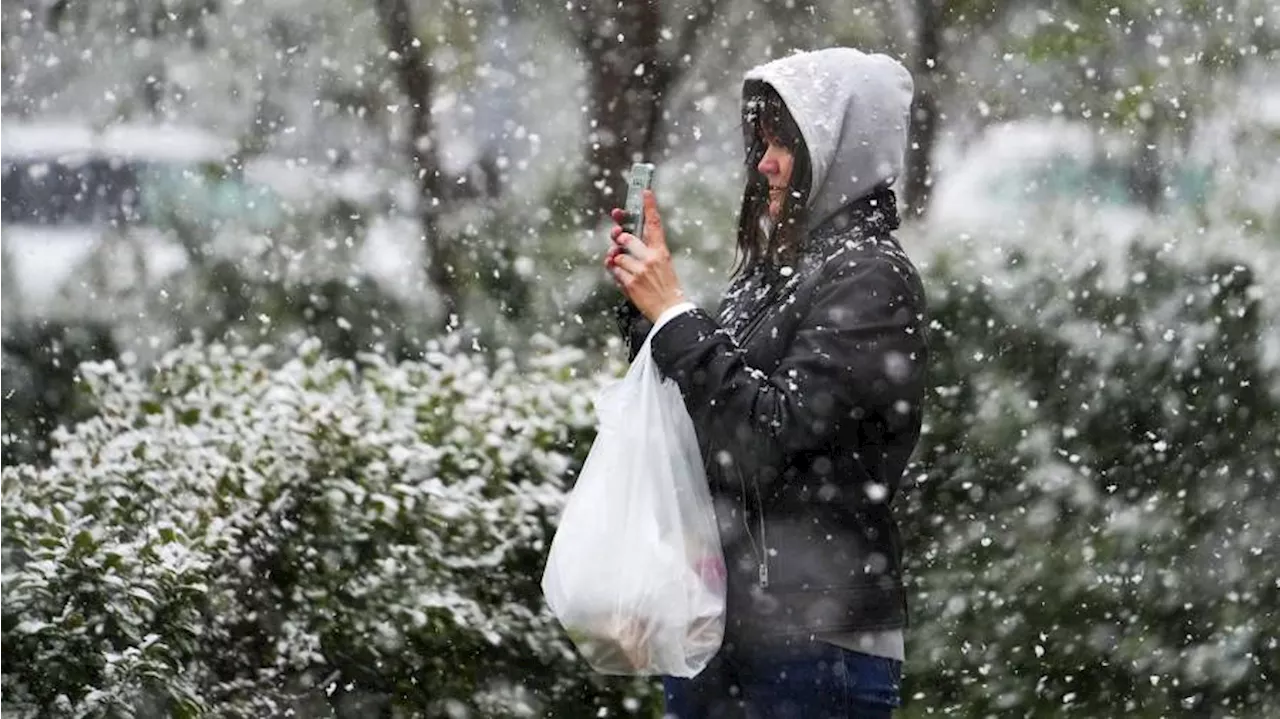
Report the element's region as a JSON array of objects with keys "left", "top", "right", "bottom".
[{"left": 642, "top": 189, "right": 666, "bottom": 247}]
